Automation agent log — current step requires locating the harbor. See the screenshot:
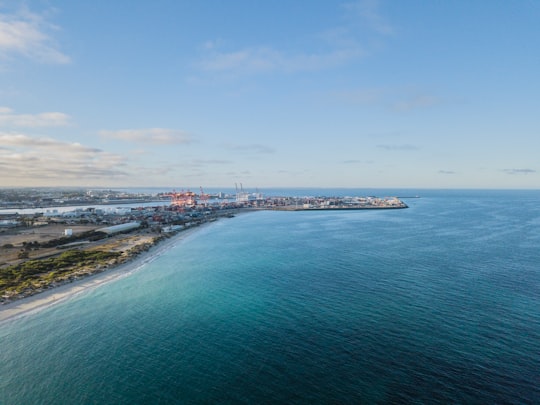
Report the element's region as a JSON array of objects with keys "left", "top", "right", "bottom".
[{"left": 0, "top": 187, "right": 408, "bottom": 305}]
